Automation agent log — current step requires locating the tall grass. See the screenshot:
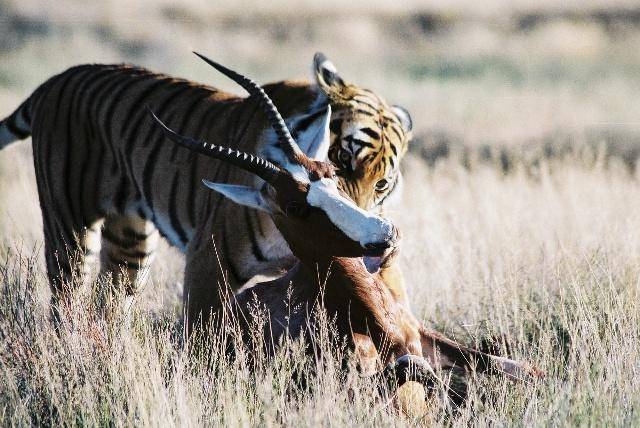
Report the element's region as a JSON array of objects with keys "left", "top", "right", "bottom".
[{"left": 2, "top": 154, "right": 640, "bottom": 425}]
